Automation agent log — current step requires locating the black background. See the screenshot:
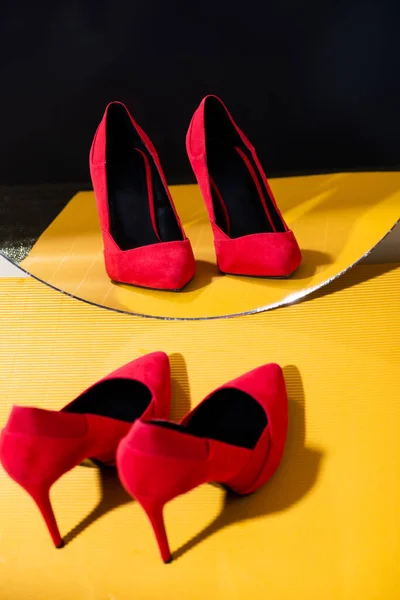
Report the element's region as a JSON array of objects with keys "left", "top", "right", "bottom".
[{"left": 1, "top": 0, "right": 400, "bottom": 185}]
